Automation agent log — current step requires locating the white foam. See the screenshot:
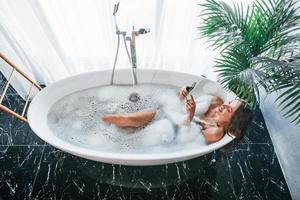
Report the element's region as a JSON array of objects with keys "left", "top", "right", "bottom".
[
  {"left": 86, "top": 133, "right": 107, "bottom": 148},
  {"left": 176, "top": 122, "right": 204, "bottom": 144},
  {"left": 141, "top": 119, "right": 175, "bottom": 146},
  {"left": 47, "top": 84, "right": 209, "bottom": 153},
  {"left": 72, "top": 121, "right": 82, "bottom": 130}
]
